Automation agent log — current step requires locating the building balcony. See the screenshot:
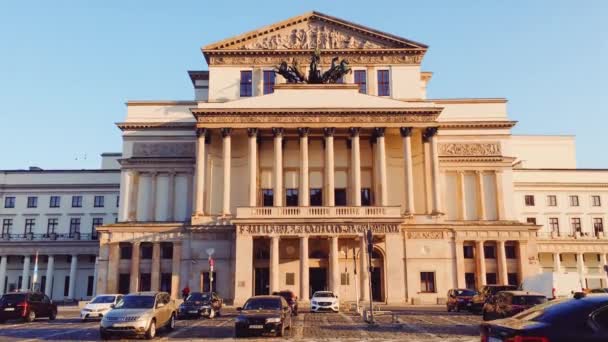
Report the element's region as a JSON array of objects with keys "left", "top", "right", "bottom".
[
  {"left": 235, "top": 206, "right": 402, "bottom": 219},
  {"left": 536, "top": 231, "right": 608, "bottom": 240},
  {"left": 0, "top": 232, "right": 97, "bottom": 242}
]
